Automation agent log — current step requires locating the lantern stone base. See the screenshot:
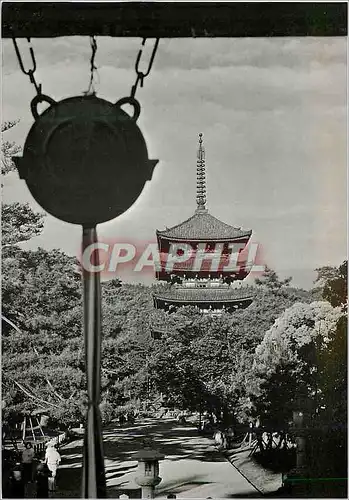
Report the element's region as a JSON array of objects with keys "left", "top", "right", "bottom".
[
  {"left": 135, "top": 477, "right": 161, "bottom": 498},
  {"left": 283, "top": 466, "right": 311, "bottom": 496},
  {"left": 135, "top": 475, "right": 162, "bottom": 498},
  {"left": 137, "top": 485, "right": 156, "bottom": 499}
]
